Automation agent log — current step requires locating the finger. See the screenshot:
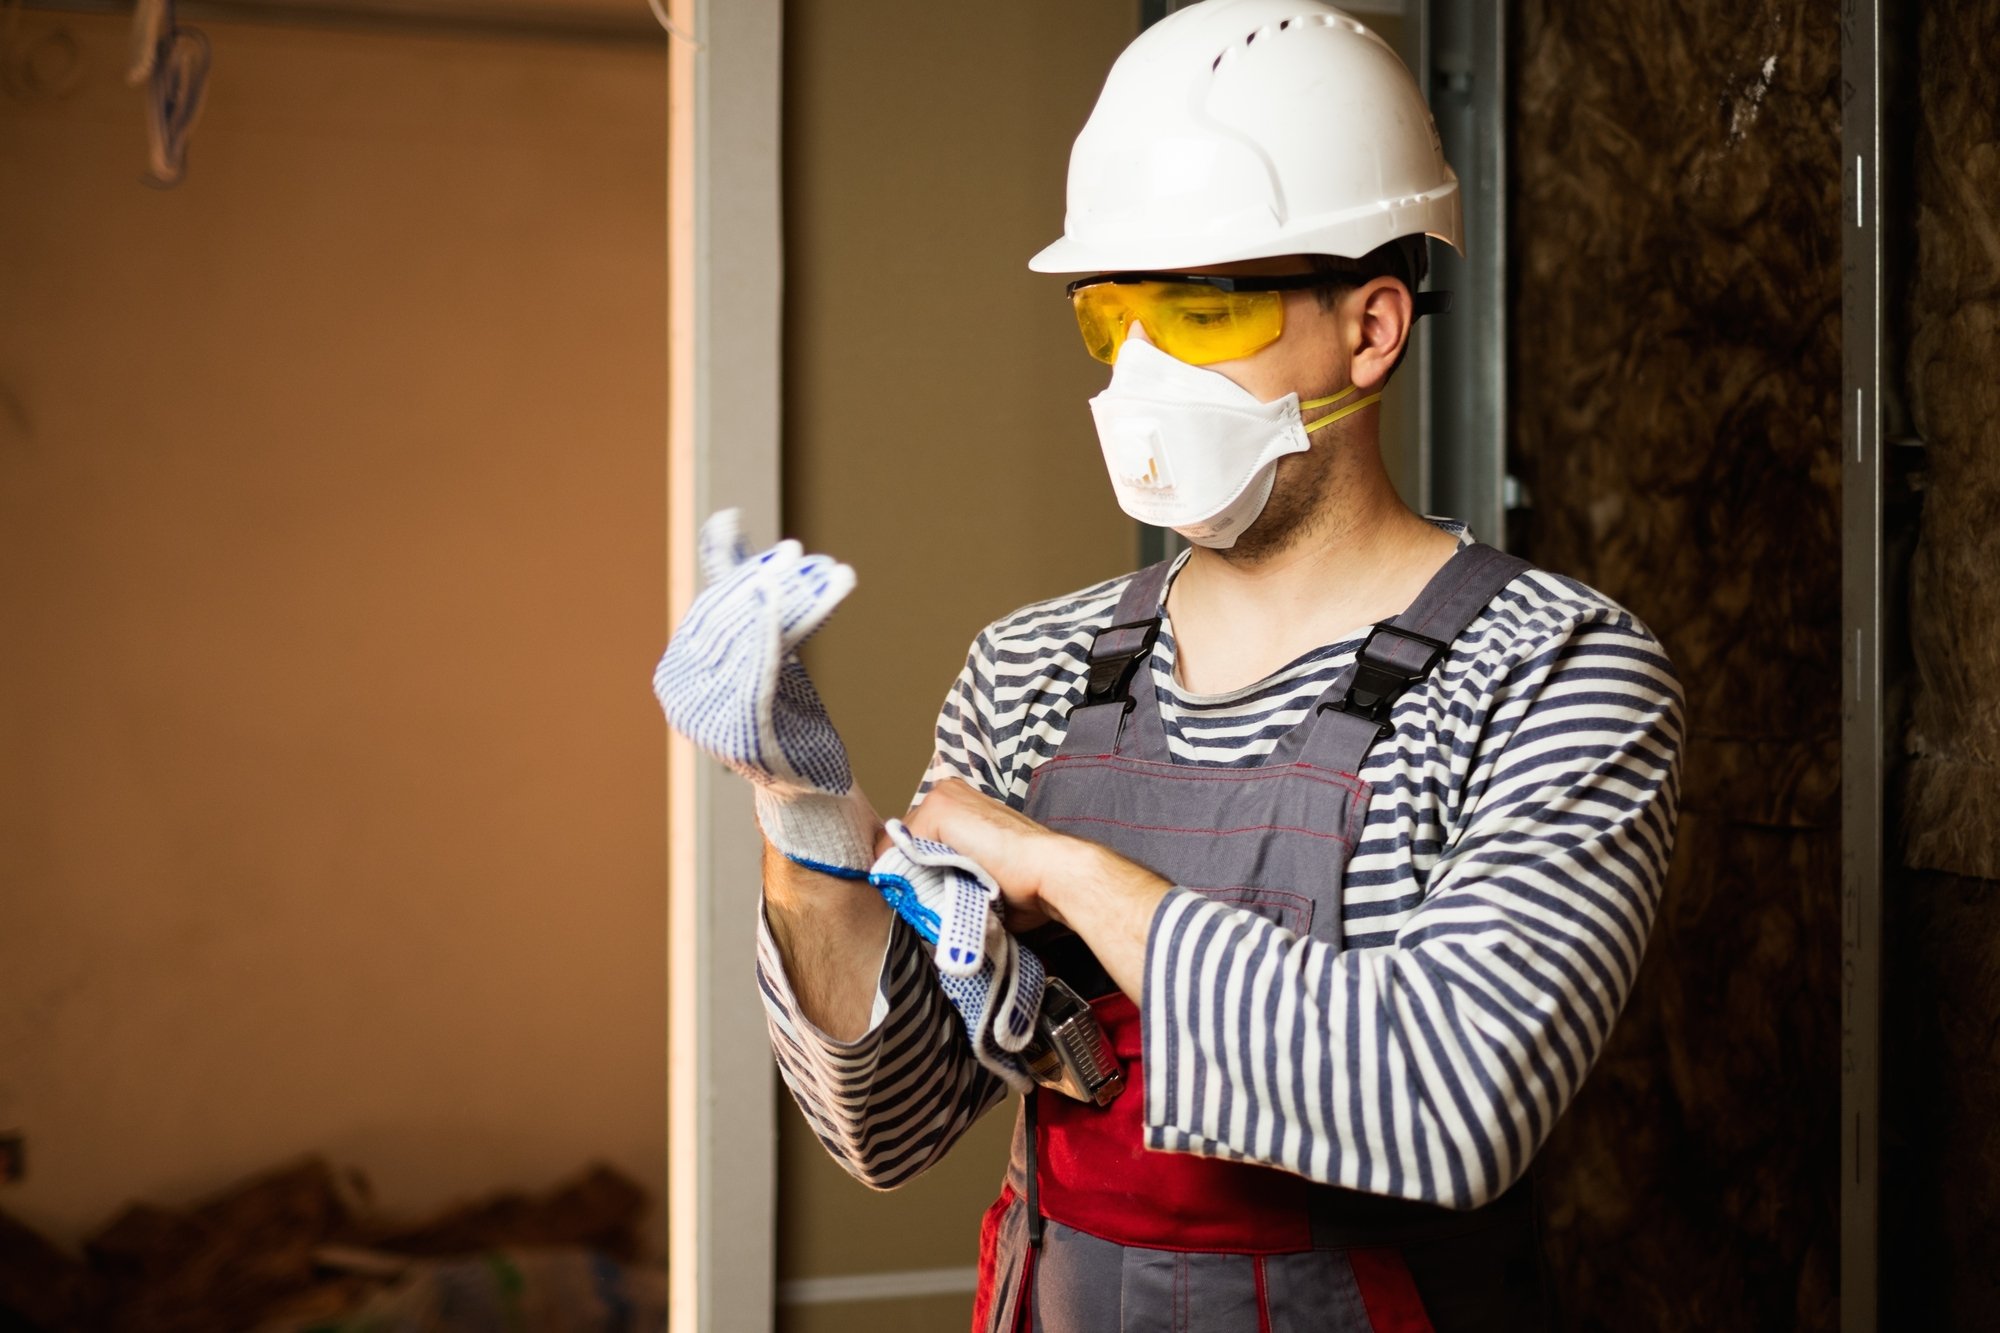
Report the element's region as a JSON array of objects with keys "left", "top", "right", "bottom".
[
  {"left": 938, "top": 968, "right": 989, "bottom": 1056},
  {"left": 887, "top": 819, "right": 958, "bottom": 865},
  {"left": 775, "top": 554, "right": 848, "bottom": 636},
  {"left": 899, "top": 785, "right": 971, "bottom": 852},
  {"left": 775, "top": 559, "right": 857, "bottom": 653},
  {"left": 756, "top": 538, "right": 805, "bottom": 570},
  {"left": 680, "top": 524, "right": 813, "bottom": 652},
  {"left": 696, "top": 509, "right": 750, "bottom": 586},
  {"left": 933, "top": 867, "right": 989, "bottom": 977},
  {"left": 990, "top": 936, "right": 1044, "bottom": 1054},
  {"left": 670, "top": 539, "right": 782, "bottom": 665},
  {"left": 899, "top": 799, "right": 940, "bottom": 846}
]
